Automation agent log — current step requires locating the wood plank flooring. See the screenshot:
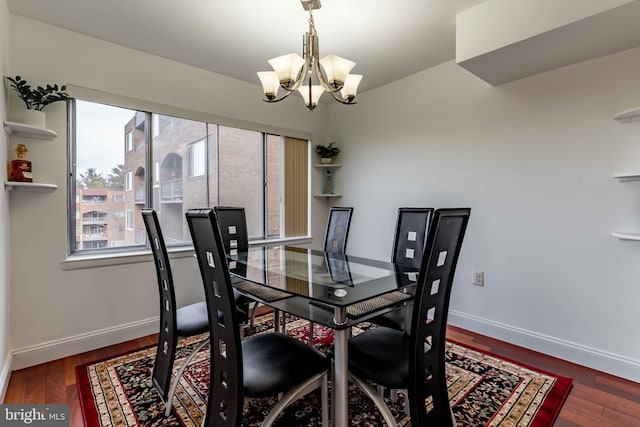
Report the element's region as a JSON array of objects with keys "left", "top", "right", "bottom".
[{"left": 3, "top": 324, "right": 639, "bottom": 426}]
